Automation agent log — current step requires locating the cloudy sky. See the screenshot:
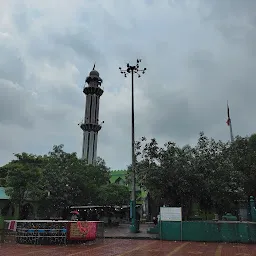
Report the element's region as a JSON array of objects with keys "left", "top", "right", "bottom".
[{"left": 0, "top": 0, "right": 256, "bottom": 170}]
